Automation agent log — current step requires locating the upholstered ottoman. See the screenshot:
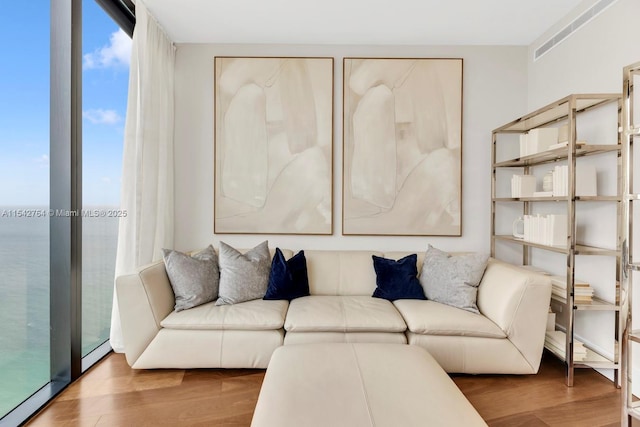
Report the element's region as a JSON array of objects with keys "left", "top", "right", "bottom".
[{"left": 251, "top": 343, "right": 487, "bottom": 427}]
